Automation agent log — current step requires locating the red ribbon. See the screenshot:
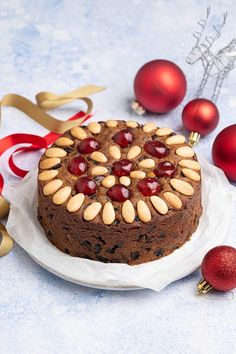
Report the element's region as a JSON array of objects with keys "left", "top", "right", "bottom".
[{"left": 0, "top": 111, "right": 89, "bottom": 194}]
